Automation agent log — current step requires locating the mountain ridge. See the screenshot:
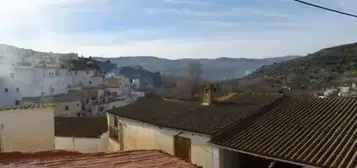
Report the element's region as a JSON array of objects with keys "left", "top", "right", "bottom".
[{"left": 94, "top": 55, "right": 300, "bottom": 80}]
